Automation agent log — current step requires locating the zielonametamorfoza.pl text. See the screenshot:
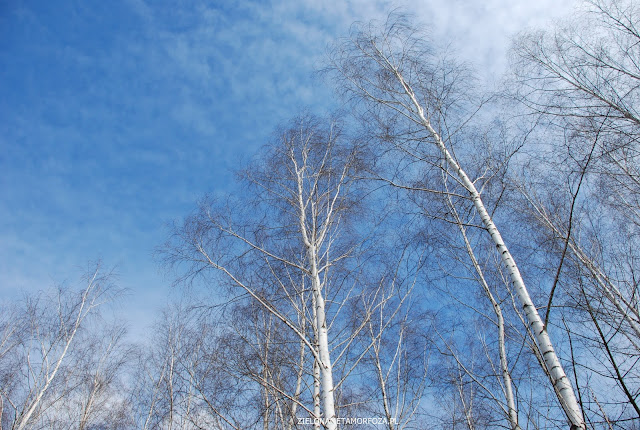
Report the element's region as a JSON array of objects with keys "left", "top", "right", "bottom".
[{"left": 297, "top": 417, "right": 397, "bottom": 426}]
